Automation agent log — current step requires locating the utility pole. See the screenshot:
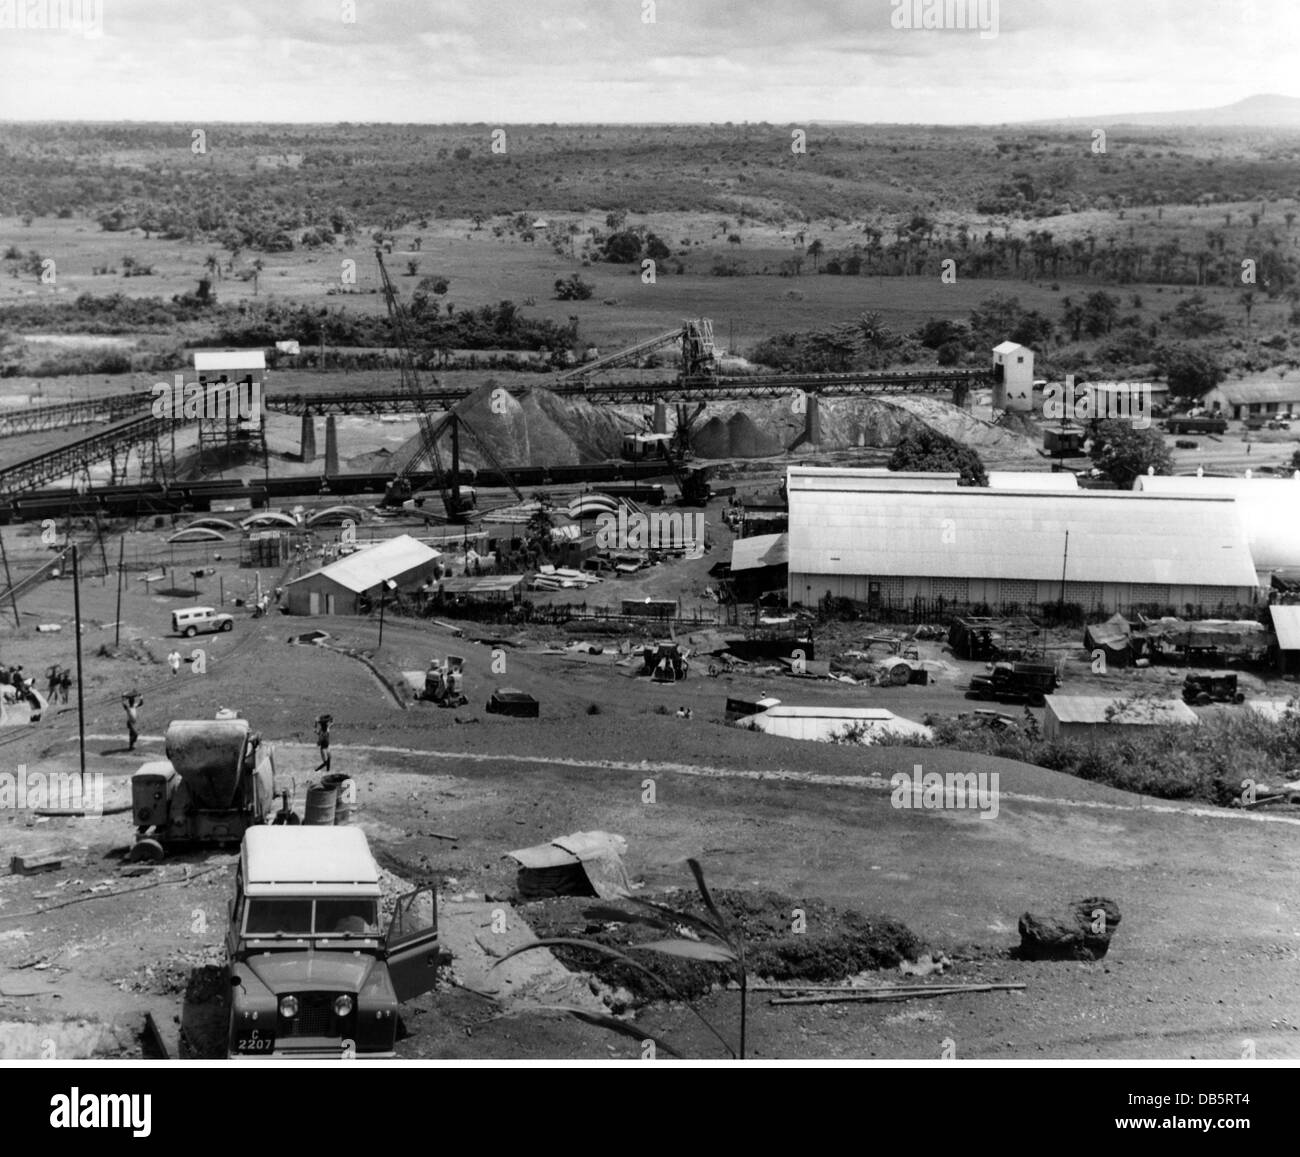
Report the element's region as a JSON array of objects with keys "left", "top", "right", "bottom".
[
  {"left": 1059, "top": 529, "right": 1070, "bottom": 607},
  {"left": 114, "top": 538, "right": 124, "bottom": 647},
  {"left": 0, "top": 527, "right": 19, "bottom": 628},
  {"left": 377, "top": 579, "right": 395, "bottom": 648},
  {"left": 72, "top": 545, "right": 87, "bottom": 795}
]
